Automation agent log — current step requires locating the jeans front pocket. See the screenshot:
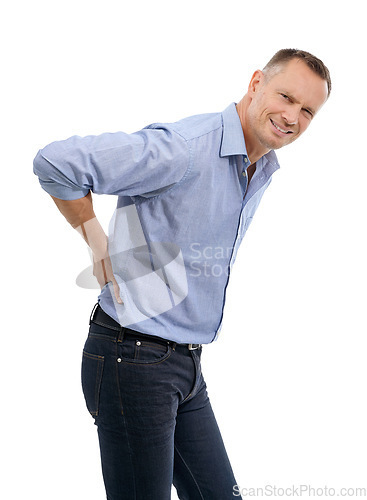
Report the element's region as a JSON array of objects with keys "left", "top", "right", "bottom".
[
  {"left": 81, "top": 350, "right": 105, "bottom": 416},
  {"left": 118, "top": 338, "right": 173, "bottom": 365}
]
